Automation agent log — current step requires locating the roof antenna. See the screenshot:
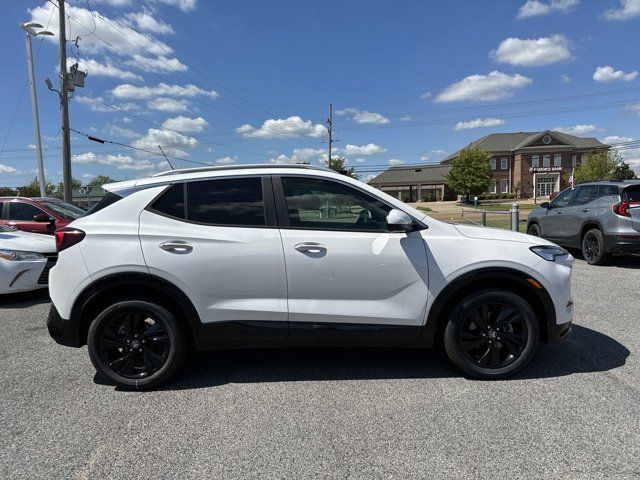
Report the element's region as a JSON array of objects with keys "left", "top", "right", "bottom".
[{"left": 158, "top": 145, "right": 174, "bottom": 170}]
